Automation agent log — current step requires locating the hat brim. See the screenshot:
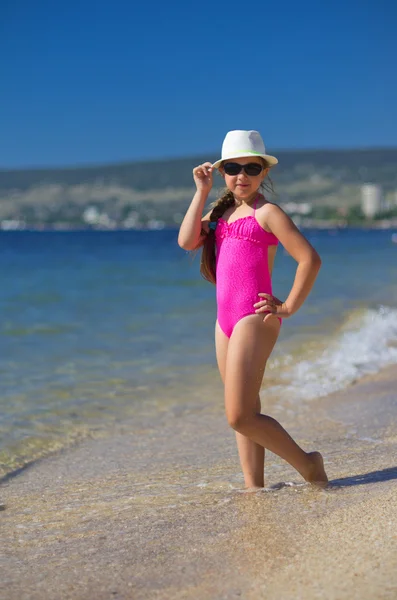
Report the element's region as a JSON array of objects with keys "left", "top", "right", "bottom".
[{"left": 212, "top": 152, "right": 278, "bottom": 169}]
